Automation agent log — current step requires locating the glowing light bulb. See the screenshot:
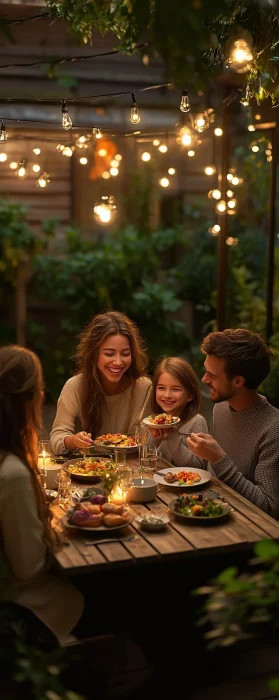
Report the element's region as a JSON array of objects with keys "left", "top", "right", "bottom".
[
  {"left": 195, "top": 112, "right": 209, "bottom": 133},
  {"left": 32, "top": 163, "right": 41, "bottom": 173},
  {"left": 79, "top": 157, "right": 88, "bottom": 165},
  {"left": 99, "top": 207, "right": 111, "bottom": 223},
  {"left": 228, "top": 198, "right": 236, "bottom": 209},
  {"left": 159, "top": 144, "right": 168, "bottom": 153},
  {"left": 216, "top": 200, "right": 226, "bottom": 213},
  {"left": 61, "top": 101, "right": 72, "bottom": 130},
  {"left": 153, "top": 139, "right": 160, "bottom": 147},
  {"left": 102, "top": 171, "right": 110, "bottom": 179},
  {"left": 248, "top": 124, "right": 256, "bottom": 132},
  {"left": 33, "top": 148, "right": 41, "bottom": 156},
  {"left": 212, "top": 224, "right": 221, "bottom": 233},
  {"left": 227, "top": 190, "right": 234, "bottom": 198},
  {"left": 240, "top": 97, "right": 249, "bottom": 106},
  {"left": 231, "top": 176, "right": 239, "bottom": 186},
  {"left": 204, "top": 166, "right": 216, "bottom": 176},
  {"left": 188, "top": 150, "right": 195, "bottom": 157},
  {"left": 230, "top": 39, "right": 253, "bottom": 73},
  {"left": 130, "top": 93, "right": 140, "bottom": 125},
  {"left": 159, "top": 177, "right": 169, "bottom": 187},
  {"left": 214, "top": 127, "right": 223, "bottom": 136},
  {"left": 227, "top": 173, "right": 233, "bottom": 181},
  {"left": 110, "top": 167, "right": 119, "bottom": 176},
  {"left": 180, "top": 90, "right": 190, "bottom": 113},
  {"left": 212, "top": 189, "right": 221, "bottom": 200},
  {"left": 0, "top": 152, "right": 7, "bottom": 162},
  {"left": 62, "top": 146, "right": 73, "bottom": 157},
  {"left": 0, "top": 120, "right": 7, "bottom": 143},
  {"left": 93, "top": 128, "right": 102, "bottom": 139},
  {"left": 78, "top": 135, "right": 86, "bottom": 144},
  {"left": 168, "top": 168, "right": 176, "bottom": 175},
  {"left": 37, "top": 172, "right": 50, "bottom": 188},
  {"left": 141, "top": 151, "right": 151, "bottom": 161},
  {"left": 115, "top": 154, "right": 122, "bottom": 161},
  {"left": 252, "top": 145, "right": 259, "bottom": 152},
  {"left": 16, "top": 160, "right": 28, "bottom": 179},
  {"left": 98, "top": 148, "right": 107, "bottom": 157},
  {"left": 110, "top": 160, "right": 119, "bottom": 167},
  {"left": 9, "top": 161, "right": 18, "bottom": 170}
]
